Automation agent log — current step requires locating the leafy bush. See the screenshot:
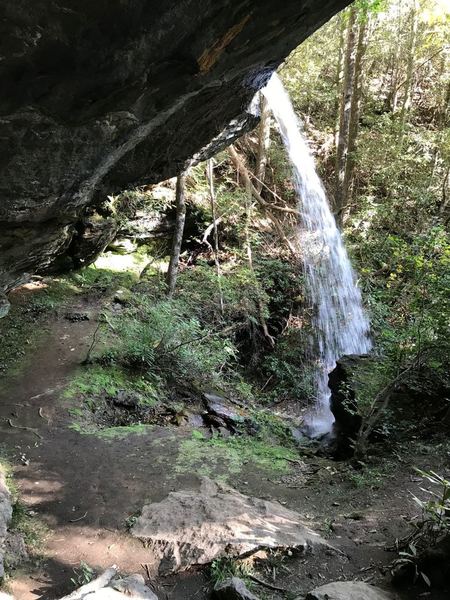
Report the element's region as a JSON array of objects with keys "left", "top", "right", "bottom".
[{"left": 104, "top": 295, "right": 238, "bottom": 390}]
